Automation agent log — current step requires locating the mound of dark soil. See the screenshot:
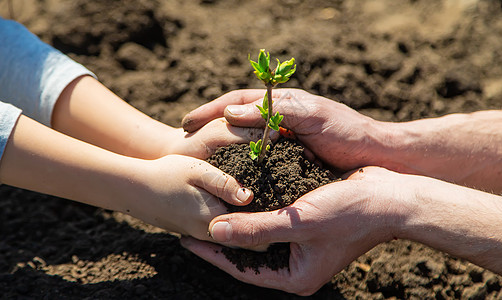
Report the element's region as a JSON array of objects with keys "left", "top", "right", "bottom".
[
  {"left": 207, "top": 138, "right": 336, "bottom": 213},
  {"left": 206, "top": 137, "right": 337, "bottom": 273}
]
